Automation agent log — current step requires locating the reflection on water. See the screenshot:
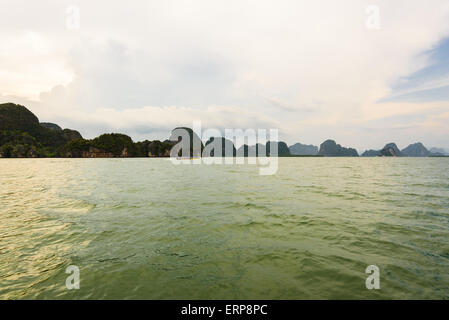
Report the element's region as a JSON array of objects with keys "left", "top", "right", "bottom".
[{"left": 0, "top": 158, "right": 448, "bottom": 299}]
